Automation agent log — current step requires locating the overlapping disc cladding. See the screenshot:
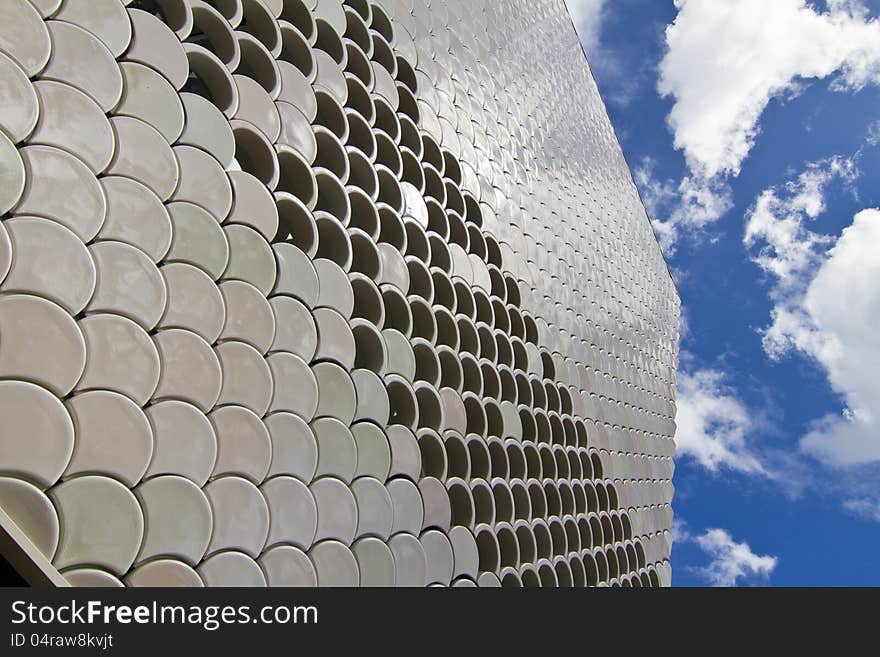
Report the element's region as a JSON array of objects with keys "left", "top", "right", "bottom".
[{"left": 0, "top": 0, "right": 677, "bottom": 587}]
